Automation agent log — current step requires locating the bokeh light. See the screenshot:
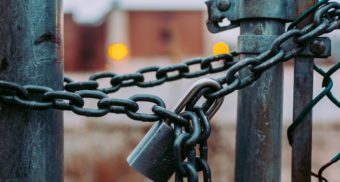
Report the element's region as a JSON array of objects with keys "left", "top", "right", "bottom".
[
  {"left": 213, "top": 42, "right": 230, "bottom": 55},
  {"left": 108, "top": 43, "right": 129, "bottom": 61}
]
